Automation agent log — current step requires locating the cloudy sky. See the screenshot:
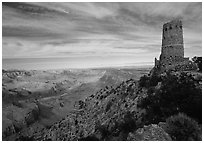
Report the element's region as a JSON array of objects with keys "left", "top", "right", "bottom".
[{"left": 2, "top": 2, "right": 202, "bottom": 69}]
